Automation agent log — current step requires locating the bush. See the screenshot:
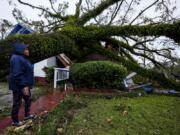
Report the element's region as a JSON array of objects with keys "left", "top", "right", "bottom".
[
  {"left": 43, "top": 66, "right": 55, "bottom": 82},
  {"left": 70, "top": 61, "right": 127, "bottom": 89},
  {"left": 43, "top": 66, "right": 67, "bottom": 88}
]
